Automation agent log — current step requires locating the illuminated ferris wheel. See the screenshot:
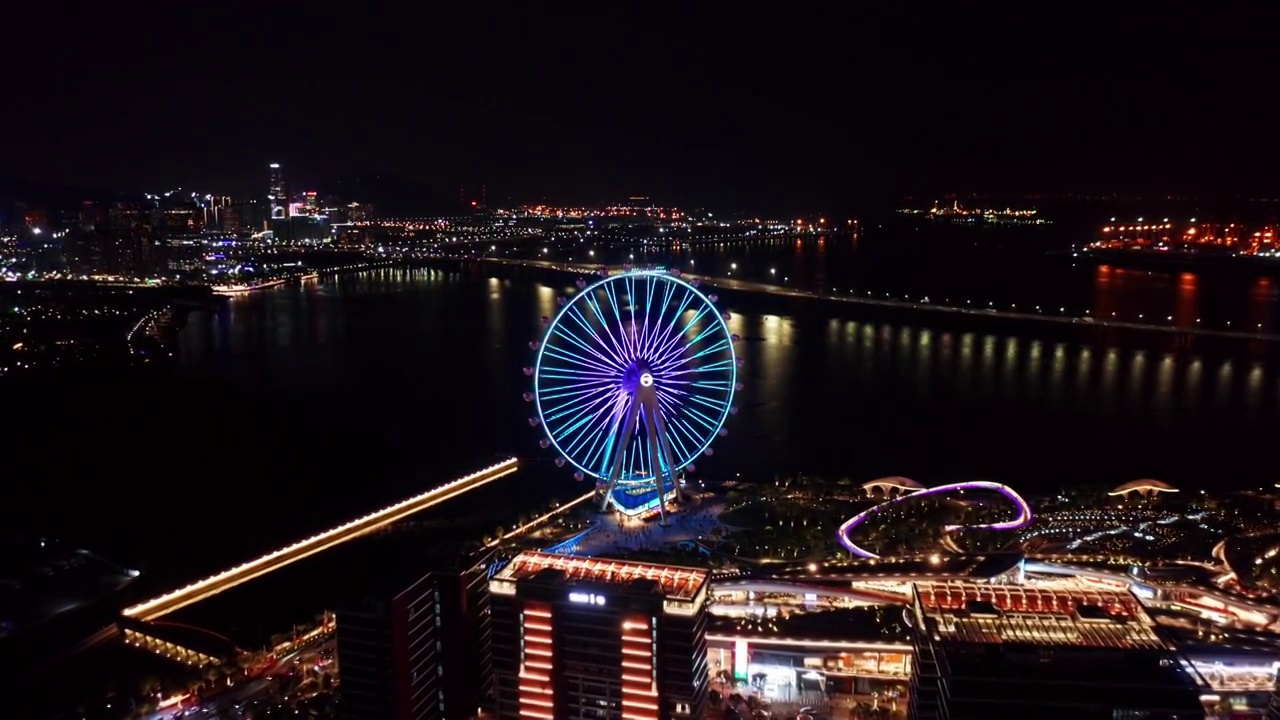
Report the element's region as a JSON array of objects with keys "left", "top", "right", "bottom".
[{"left": 525, "top": 269, "right": 740, "bottom": 523}]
